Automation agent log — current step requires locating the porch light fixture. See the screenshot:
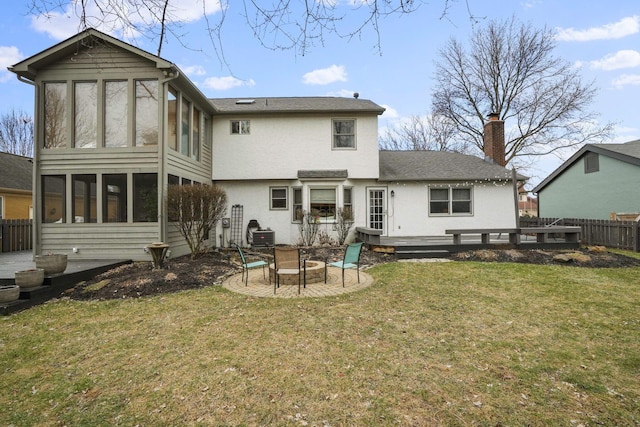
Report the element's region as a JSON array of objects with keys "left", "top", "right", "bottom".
[{"left": 391, "top": 190, "right": 395, "bottom": 197}]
